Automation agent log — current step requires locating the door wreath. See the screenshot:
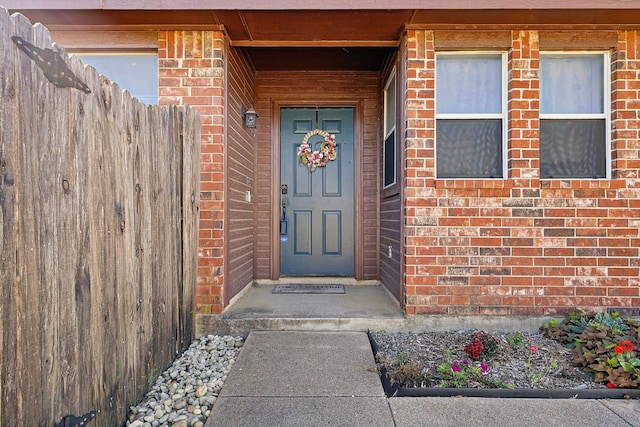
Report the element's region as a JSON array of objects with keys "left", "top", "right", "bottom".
[{"left": 297, "top": 129, "right": 337, "bottom": 172}]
